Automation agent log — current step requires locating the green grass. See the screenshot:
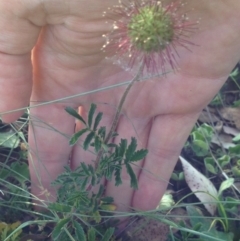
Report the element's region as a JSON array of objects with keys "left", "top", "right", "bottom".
[{"left": 0, "top": 65, "right": 240, "bottom": 241}]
